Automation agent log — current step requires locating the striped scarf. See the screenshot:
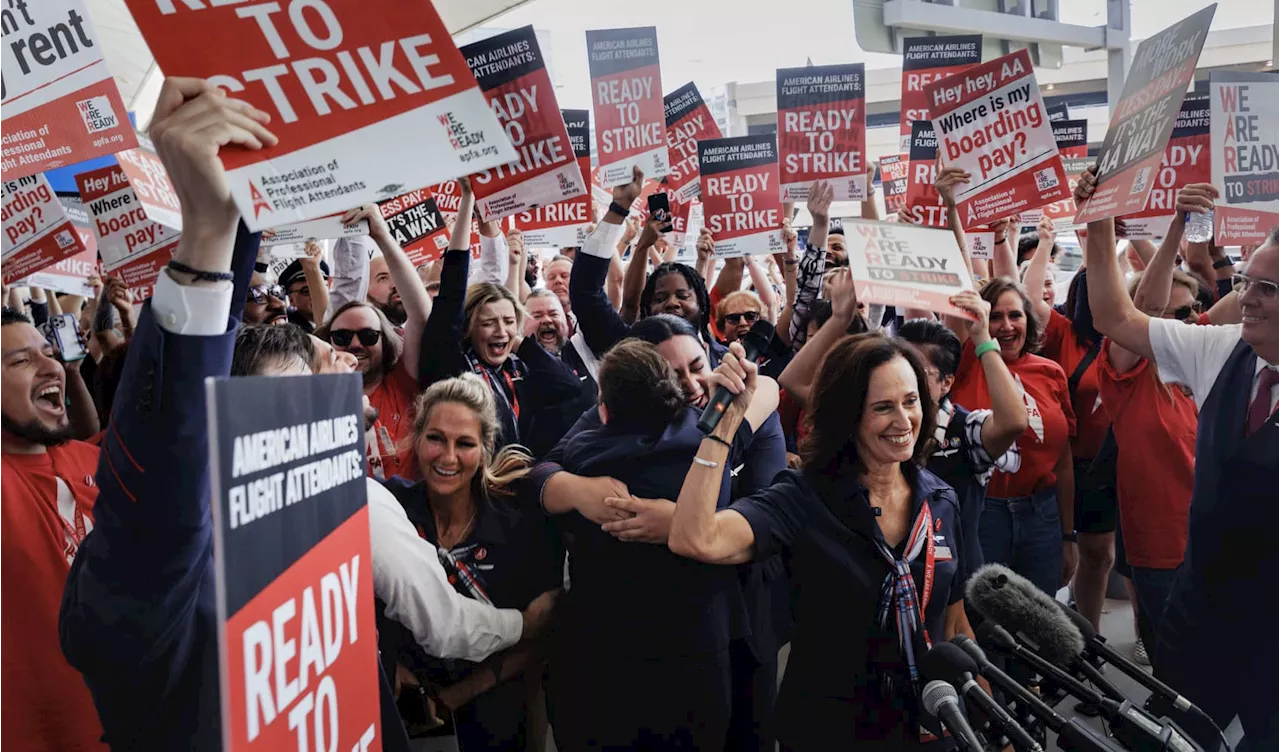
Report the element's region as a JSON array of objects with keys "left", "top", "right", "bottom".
[{"left": 873, "top": 499, "right": 935, "bottom": 698}]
